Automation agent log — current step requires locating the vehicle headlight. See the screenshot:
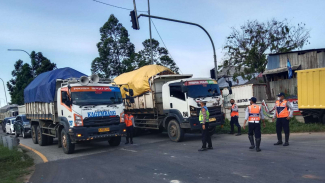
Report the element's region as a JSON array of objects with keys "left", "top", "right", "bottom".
[
  {"left": 23, "top": 124, "right": 31, "bottom": 128},
  {"left": 74, "top": 114, "right": 83, "bottom": 126},
  {"left": 190, "top": 106, "right": 198, "bottom": 116}
]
